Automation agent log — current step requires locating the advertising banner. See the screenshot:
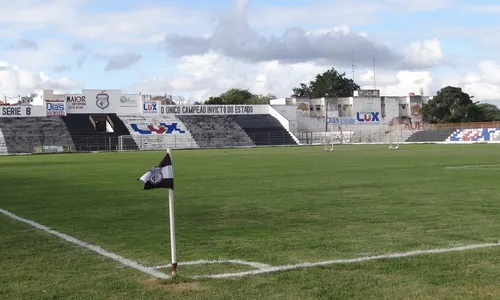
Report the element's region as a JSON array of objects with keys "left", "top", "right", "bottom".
[
  {"left": 355, "top": 111, "right": 381, "bottom": 124},
  {"left": 142, "top": 101, "right": 160, "bottom": 114},
  {"left": 327, "top": 117, "right": 355, "bottom": 125},
  {"left": 45, "top": 99, "right": 66, "bottom": 116},
  {"left": 120, "top": 94, "right": 140, "bottom": 109},
  {"left": 353, "top": 98, "right": 382, "bottom": 124},
  {"left": 159, "top": 105, "right": 269, "bottom": 115},
  {"left": 65, "top": 94, "right": 87, "bottom": 112},
  {"left": 130, "top": 122, "right": 185, "bottom": 134},
  {"left": 0, "top": 105, "right": 45, "bottom": 117},
  {"left": 32, "top": 145, "right": 71, "bottom": 153},
  {"left": 66, "top": 89, "right": 121, "bottom": 114}
]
